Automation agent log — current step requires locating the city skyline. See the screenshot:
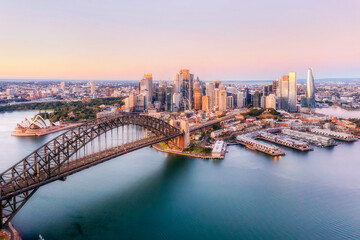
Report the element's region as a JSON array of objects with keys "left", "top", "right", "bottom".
[{"left": 1, "top": 0, "right": 360, "bottom": 80}]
